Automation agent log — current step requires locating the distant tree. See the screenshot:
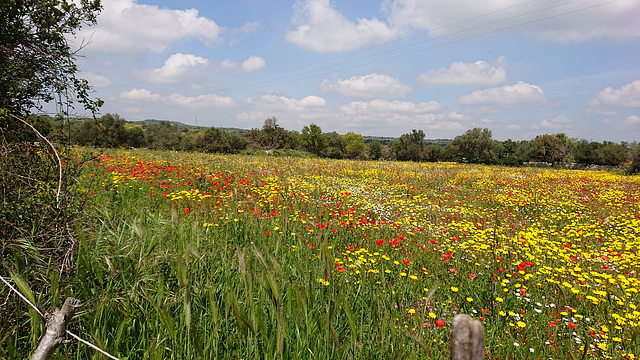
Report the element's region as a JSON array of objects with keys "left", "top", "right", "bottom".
[
  {"left": 598, "top": 141, "right": 629, "bottom": 166},
  {"left": 301, "top": 123, "right": 327, "bottom": 156},
  {"left": 247, "top": 117, "right": 297, "bottom": 150},
  {"left": 367, "top": 140, "right": 382, "bottom": 160},
  {"left": 424, "top": 144, "right": 444, "bottom": 162},
  {"left": 96, "top": 113, "right": 127, "bottom": 147},
  {"left": 573, "top": 139, "right": 601, "bottom": 164},
  {"left": 445, "top": 128, "right": 502, "bottom": 164},
  {"left": 124, "top": 124, "right": 145, "bottom": 148},
  {"left": 629, "top": 143, "right": 640, "bottom": 174},
  {"left": 343, "top": 131, "right": 365, "bottom": 159},
  {"left": 390, "top": 129, "right": 425, "bottom": 161},
  {"left": 530, "top": 134, "right": 569, "bottom": 165},
  {"left": 145, "top": 121, "right": 182, "bottom": 150},
  {"left": 321, "top": 131, "right": 345, "bottom": 159}
]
